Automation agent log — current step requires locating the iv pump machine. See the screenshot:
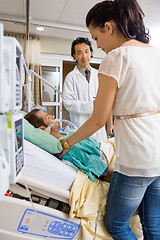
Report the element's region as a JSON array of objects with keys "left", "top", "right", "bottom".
[{"left": 0, "top": 22, "right": 24, "bottom": 198}]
